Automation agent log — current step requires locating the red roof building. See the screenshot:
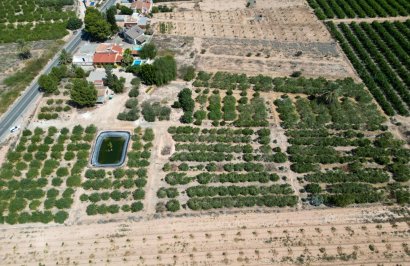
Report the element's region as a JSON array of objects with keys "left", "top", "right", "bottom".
[
  {"left": 93, "top": 53, "right": 123, "bottom": 64},
  {"left": 93, "top": 43, "right": 124, "bottom": 65}
]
